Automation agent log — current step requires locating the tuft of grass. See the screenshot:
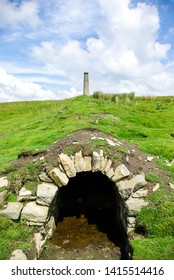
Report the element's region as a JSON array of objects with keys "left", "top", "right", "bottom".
[
  {"left": 145, "top": 173, "right": 161, "bottom": 184},
  {"left": 0, "top": 216, "right": 34, "bottom": 259},
  {"left": 131, "top": 237, "right": 174, "bottom": 260}
]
